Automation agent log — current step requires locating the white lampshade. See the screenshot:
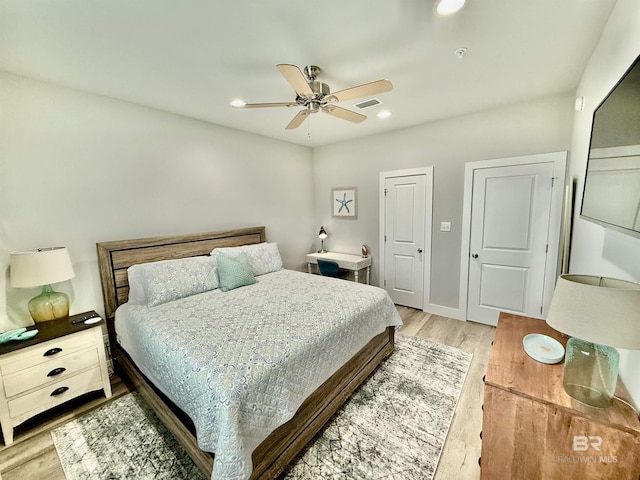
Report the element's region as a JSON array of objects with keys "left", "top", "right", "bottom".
[
  {"left": 10, "top": 247, "right": 76, "bottom": 288},
  {"left": 546, "top": 274, "right": 640, "bottom": 350}
]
